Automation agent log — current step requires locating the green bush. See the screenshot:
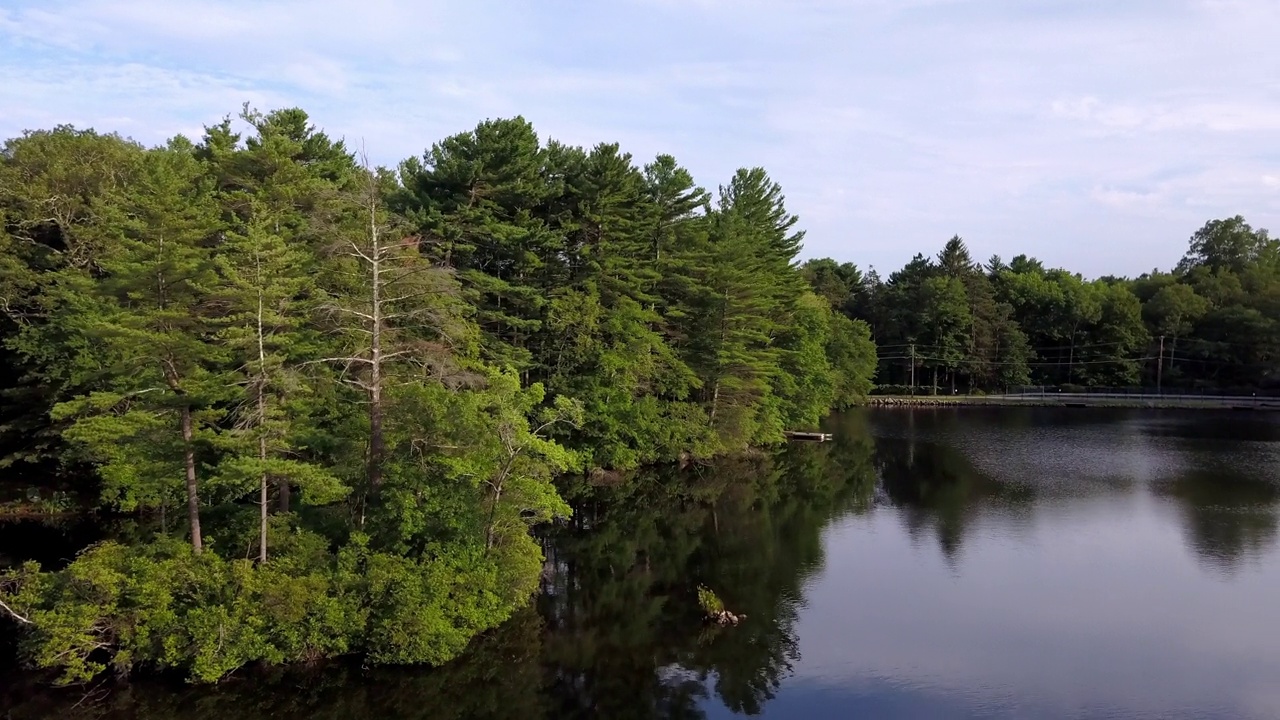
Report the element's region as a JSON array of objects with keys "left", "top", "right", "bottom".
[{"left": 0, "top": 531, "right": 539, "bottom": 685}]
